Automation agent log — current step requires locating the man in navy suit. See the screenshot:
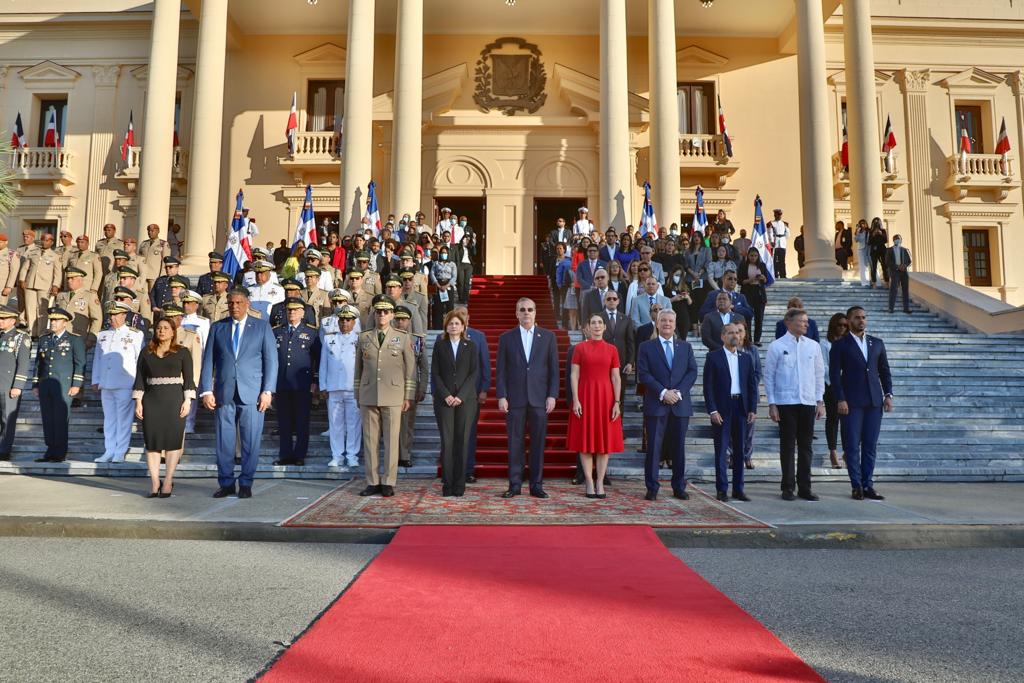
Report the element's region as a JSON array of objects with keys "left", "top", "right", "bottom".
[
  {"left": 829, "top": 305, "right": 894, "bottom": 500},
  {"left": 598, "top": 230, "right": 618, "bottom": 263},
  {"left": 637, "top": 309, "right": 698, "bottom": 501},
  {"left": 200, "top": 288, "right": 279, "bottom": 499},
  {"left": 496, "top": 297, "right": 559, "bottom": 498},
  {"left": 703, "top": 321, "right": 758, "bottom": 502},
  {"left": 697, "top": 271, "right": 755, "bottom": 322},
  {"left": 574, "top": 243, "right": 606, "bottom": 294}
]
